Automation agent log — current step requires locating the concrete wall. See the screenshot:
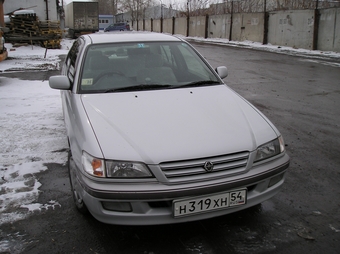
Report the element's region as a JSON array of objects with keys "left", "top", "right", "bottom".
[
  {"left": 132, "top": 20, "right": 144, "bottom": 31},
  {"left": 144, "top": 19, "right": 152, "bottom": 31},
  {"left": 208, "top": 14, "right": 231, "bottom": 39},
  {"left": 268, "top": 10, "right": 314, "bottom": 49},
  {"left": 163, "top": 18, "right": 173, "bottom": 34},
  {"left": 174, "top": 17, "right": 187, "bottom": 36},
  {"left": 130, "top": 7, "right": 339, "bottom": 53},
  {"left": 138, "top": 20, "right": 143, "bottom": 31},
  {"left": 232, "top": 13, "right": 264, "bottom": 42},
  {"left": 318, "top": 8, "right": 340, "bottom": 52},
  {"left": 189, "top": 16, "right": 206, "bottom": 38},
  {"left": 153, "top": 19, "right": 161, "bottom": 33}
]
